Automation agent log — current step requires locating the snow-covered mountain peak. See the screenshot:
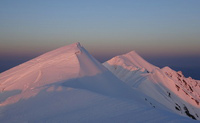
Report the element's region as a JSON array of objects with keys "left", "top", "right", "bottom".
[
  {"left": 104, "top": 50, "right": 200, "bottom": 120},
  {"left": 0, "top": 42, "right": 134, "bottom": 107},
  {"left": 124, "top": 50, "right": 140, "bottom": 58},
  {"left": 73, "top": 42, "right": 81, "bottom": 46},
  {"left": 0, "top": 44, "right": 199, "bottom": 122},
  {"left": 64, "top": 42, "right": 82, "bottom": 50},
  {"left": 2, "top": 41, "right": 105, "bottom": 83},
  {"left": 104, "top": 50, "right": 157, "bottom": 74},
  {"left": 0, "top": 42, "right": 105, "bottom": 105},
  {"left": 125, "top": 50, "right": 137, "bottom": 56},
  {"left": 162, "top": 66, "right": 173, "bottom": 71}
]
